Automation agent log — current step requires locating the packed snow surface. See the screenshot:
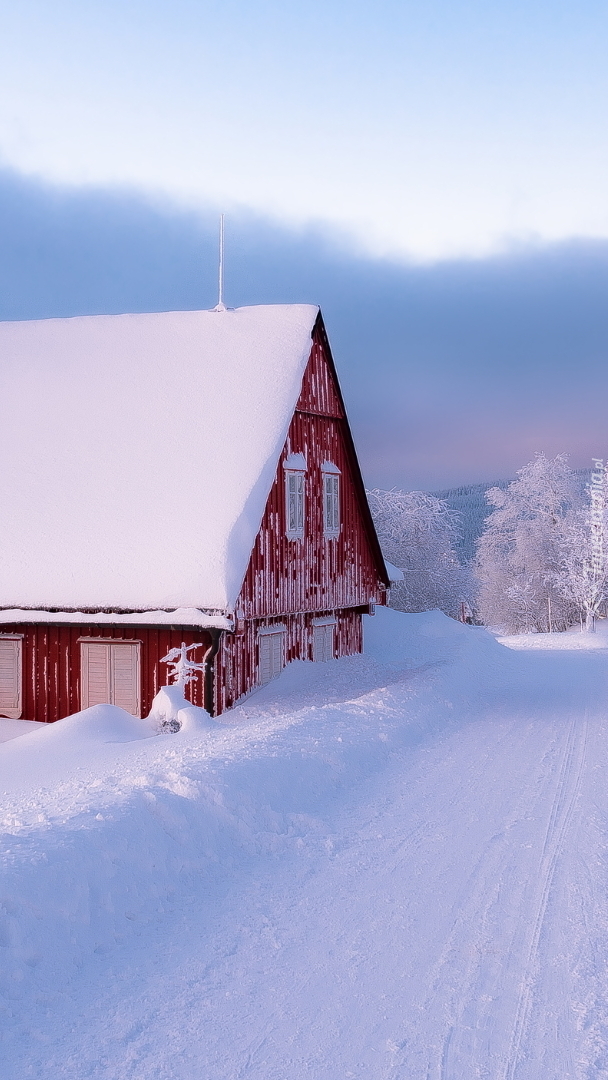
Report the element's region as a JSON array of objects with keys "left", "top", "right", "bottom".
[
  {"left": 0, "top": 305, "right": 318, "bottom": 612},
  {"left": 499, "top": 619, "right": 608, "bottom": 650},
  {"left": 2, "top": 608, "right": 608, "bottom": 1078}
]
